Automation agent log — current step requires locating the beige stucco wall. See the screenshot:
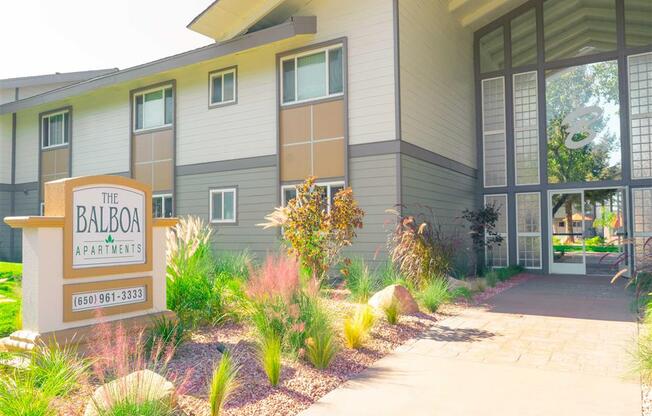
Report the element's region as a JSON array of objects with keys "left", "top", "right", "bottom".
[{"left": 399, "top": 0, "right": 477, "bottom": 168}]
